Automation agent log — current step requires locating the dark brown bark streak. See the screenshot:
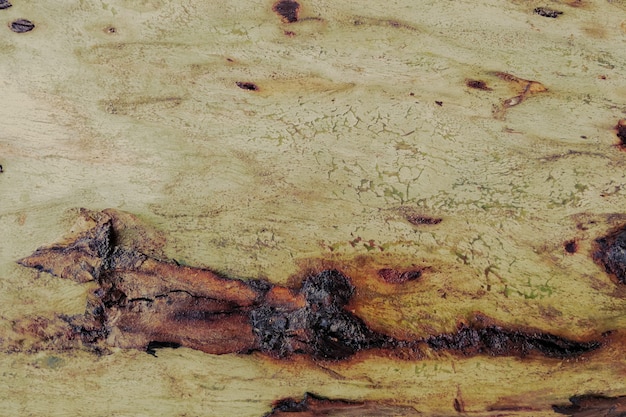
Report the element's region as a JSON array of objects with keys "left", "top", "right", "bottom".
[{"left": 17, "top": 209, "right": 604, "bottom": 360}]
